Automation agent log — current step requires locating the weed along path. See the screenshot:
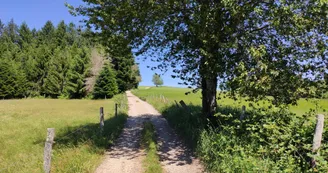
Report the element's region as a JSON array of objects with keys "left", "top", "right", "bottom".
[{"left": 95, "top": 91, "right": 203, "bottom": 173}]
